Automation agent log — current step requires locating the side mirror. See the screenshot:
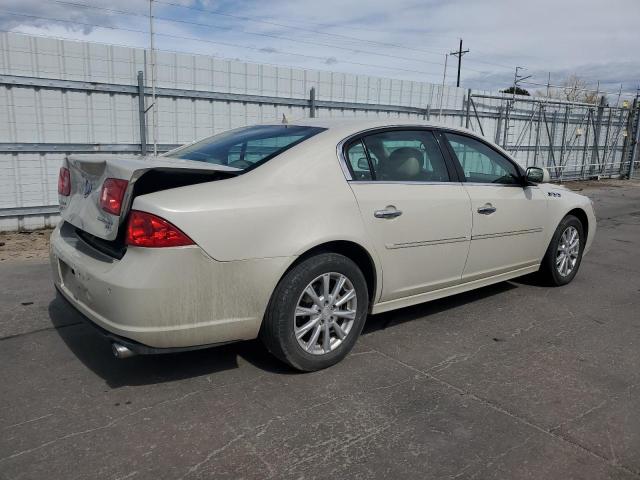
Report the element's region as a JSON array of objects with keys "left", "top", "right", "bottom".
[
  {"left": 525, "top": 166, "right": 550, "bottom": 184},
  {"left": 357, "top": 157, "right": 369, "bottom": 170}
]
